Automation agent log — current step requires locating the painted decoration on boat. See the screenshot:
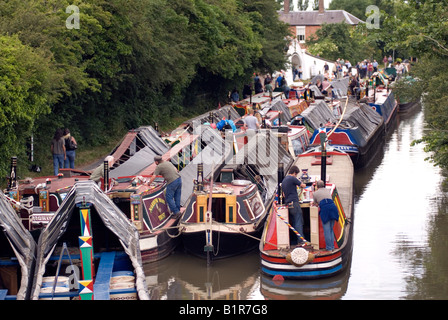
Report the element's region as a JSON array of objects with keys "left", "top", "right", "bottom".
[{"left": 142, "top": 190, "right": 170, "bottom": 230}]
